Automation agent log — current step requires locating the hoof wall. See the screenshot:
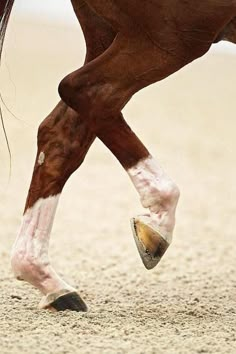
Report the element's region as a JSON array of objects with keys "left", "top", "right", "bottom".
[
  {"left": 131, "top": 217, "right": 170, "bottom": 270},
  {"left": 39, "top": 290, "right": 88, "bottom": 312}
]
